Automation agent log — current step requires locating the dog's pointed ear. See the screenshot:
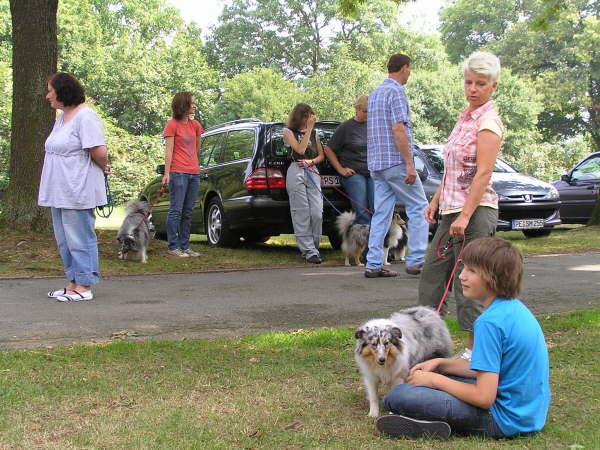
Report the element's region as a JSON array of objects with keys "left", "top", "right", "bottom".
[
  {"left": 391, "top": 327, "right": 402, "bottom": 339},
  {"left": 355, "top": 327, "right": 366, "bottom": 340}
]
